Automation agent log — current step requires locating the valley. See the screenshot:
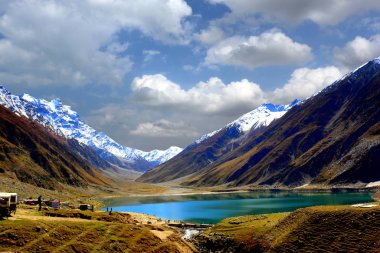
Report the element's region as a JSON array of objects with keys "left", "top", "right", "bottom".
[
  {"left": 0, "top": 56, "right": 379, "bottom": 252},
  {"left": 1, "top": 1, "right": 380, "bottom": 252}
]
